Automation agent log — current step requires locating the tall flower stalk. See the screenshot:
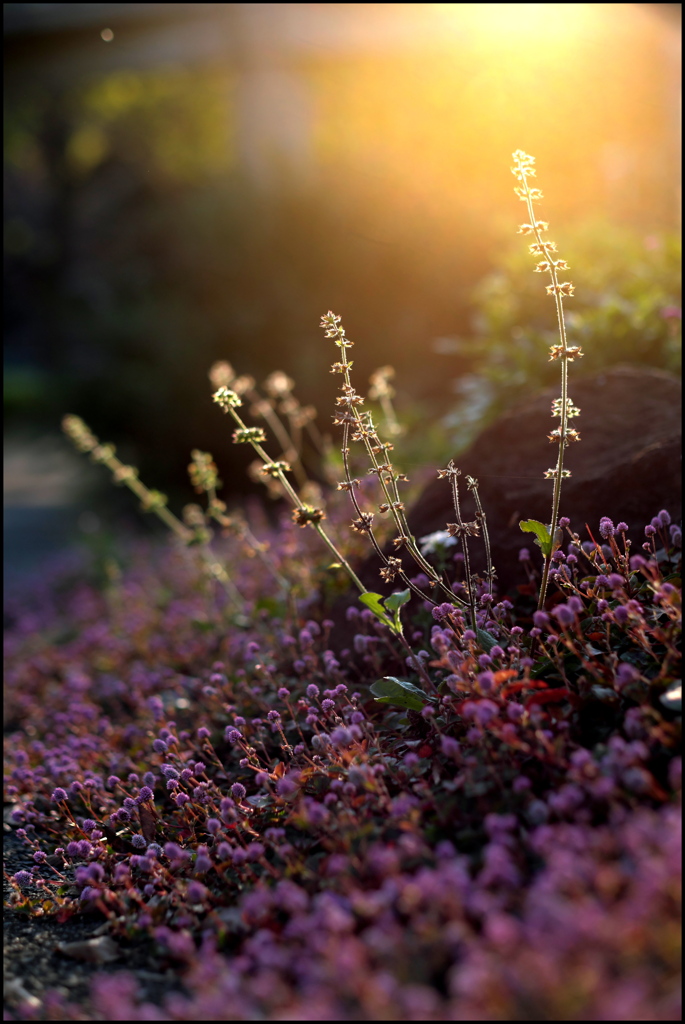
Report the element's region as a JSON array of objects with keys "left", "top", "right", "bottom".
[
  {"left": 321, "top": 311, "right": 468, "bottom": 611},
  {"left": 512, "top": 150, "right": 583, "bottom": 609},
  {"left": 212, "top": 386, "right": 367, "bottom": 595}
]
